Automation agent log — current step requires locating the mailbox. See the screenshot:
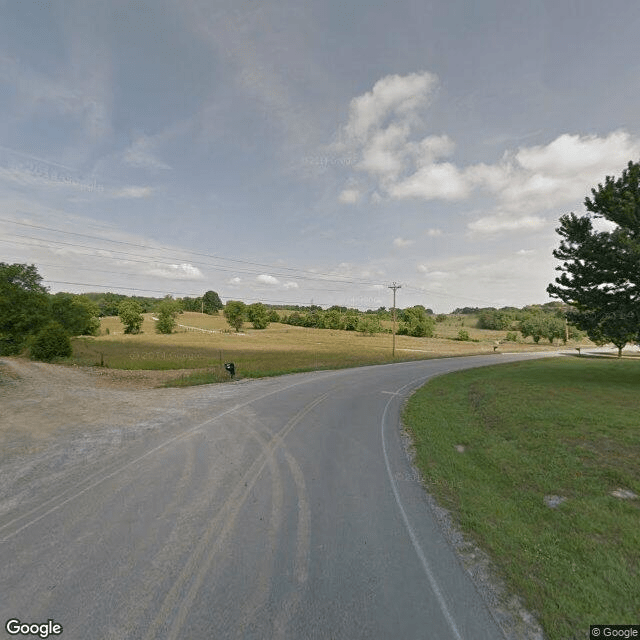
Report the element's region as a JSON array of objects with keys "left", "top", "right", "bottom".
[{"left": 224, "top": 362, "right": 236, "bottom": 377}]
